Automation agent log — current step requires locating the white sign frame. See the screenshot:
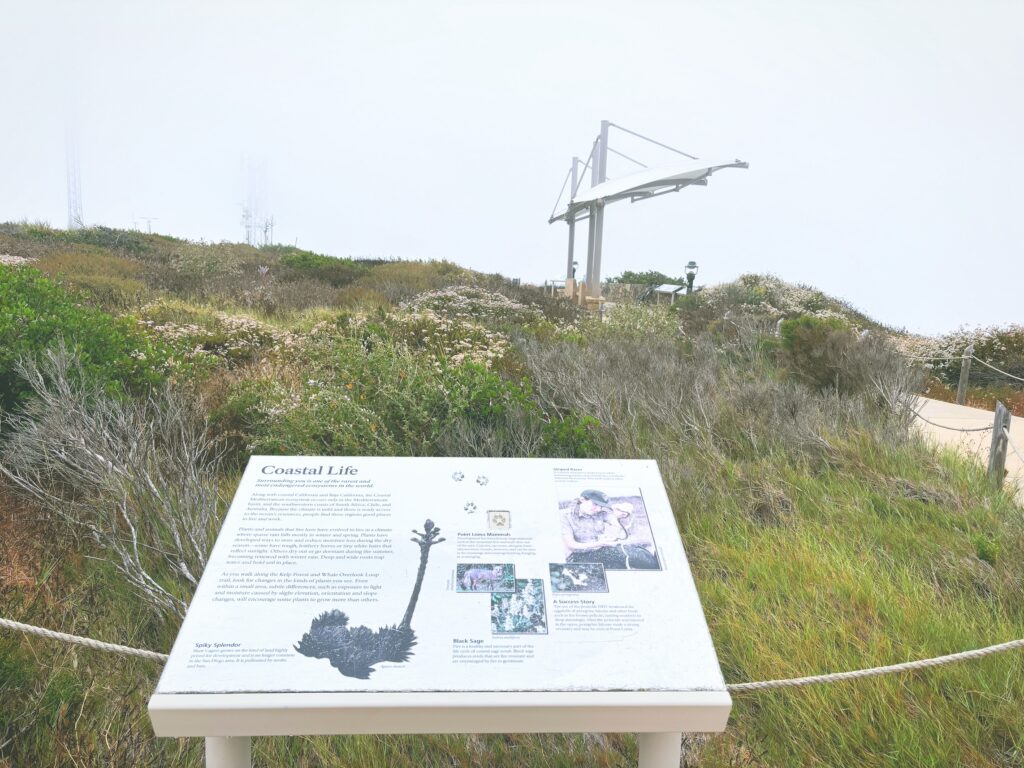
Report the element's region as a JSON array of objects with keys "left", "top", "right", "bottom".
[{"left": 149, "top": 457, "right": 731, "bottom": 767}]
